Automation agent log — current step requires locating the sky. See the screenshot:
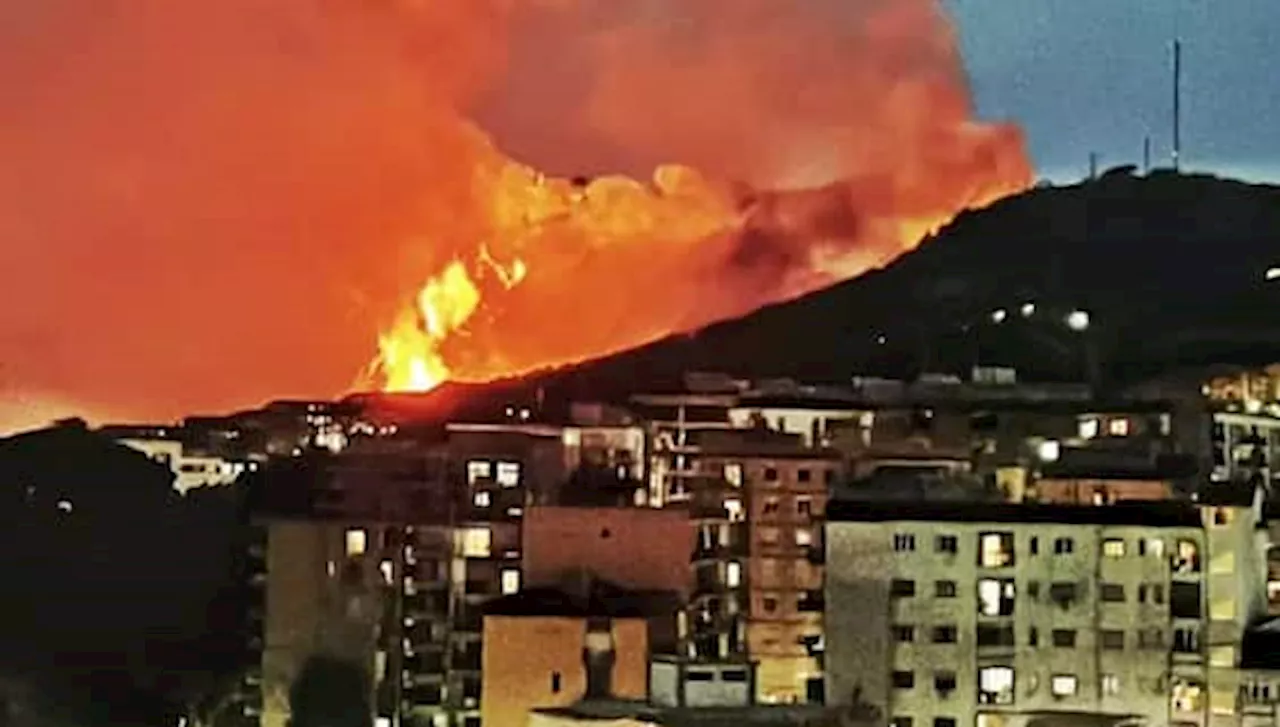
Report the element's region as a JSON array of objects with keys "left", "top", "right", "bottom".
[{"left": 947, "top": 0, "right": 1280, "bottom": 183}]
